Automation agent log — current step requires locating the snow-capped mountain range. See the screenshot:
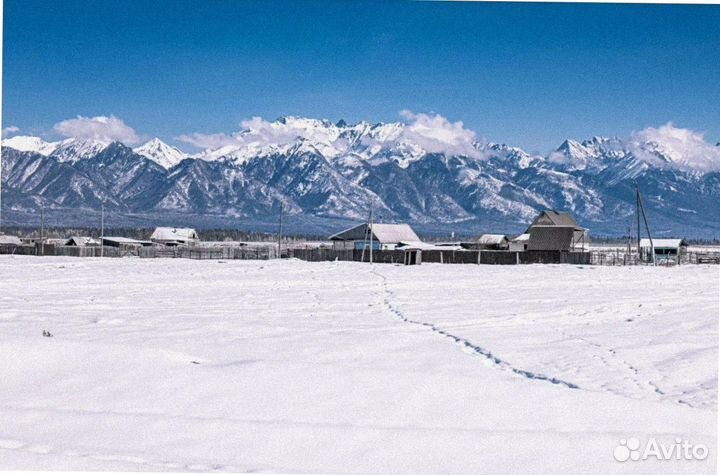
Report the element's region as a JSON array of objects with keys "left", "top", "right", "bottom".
[{"left": 2, "top": 117, "right": 719, "bottom": 236}]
